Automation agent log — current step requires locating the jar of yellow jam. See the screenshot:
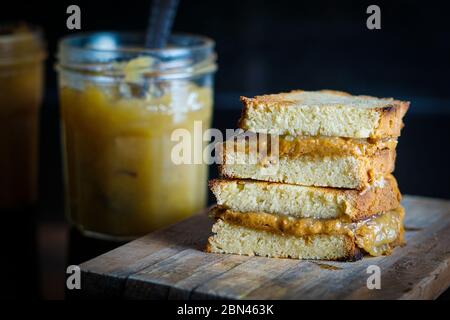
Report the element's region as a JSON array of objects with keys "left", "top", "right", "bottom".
[
  {"left": 57, "top": 33, "right": 216, "bottom": 239},
  {"left": 0, "top": 23, "right": 45, "bottom": 209}
]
